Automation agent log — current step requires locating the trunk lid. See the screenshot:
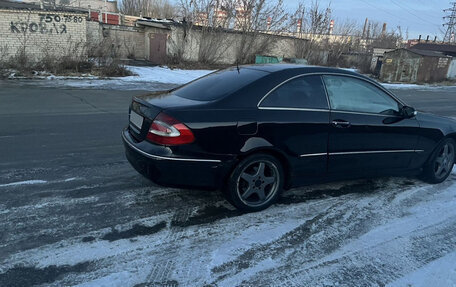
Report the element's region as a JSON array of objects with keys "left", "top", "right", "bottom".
[
  {"left": 137, "top": 90, "right": 209, "bottom": 109},
  {"left": 128, "top": 90, "right": 206, "bottom": 142}
]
